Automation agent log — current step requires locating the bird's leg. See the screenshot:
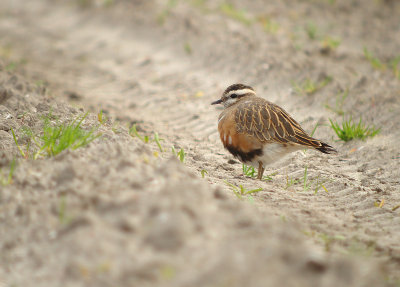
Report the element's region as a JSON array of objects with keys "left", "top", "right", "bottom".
[{"left": 257, "top": 161, "right": 265, "bottom": 180}]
